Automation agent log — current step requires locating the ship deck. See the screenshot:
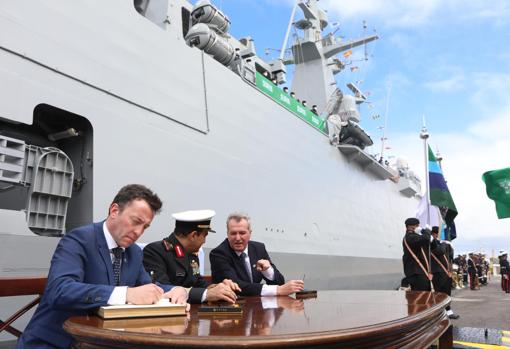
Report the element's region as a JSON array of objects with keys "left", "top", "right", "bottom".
[{"left": 451, "top": 276, "right": 510, "bottom": 348}]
